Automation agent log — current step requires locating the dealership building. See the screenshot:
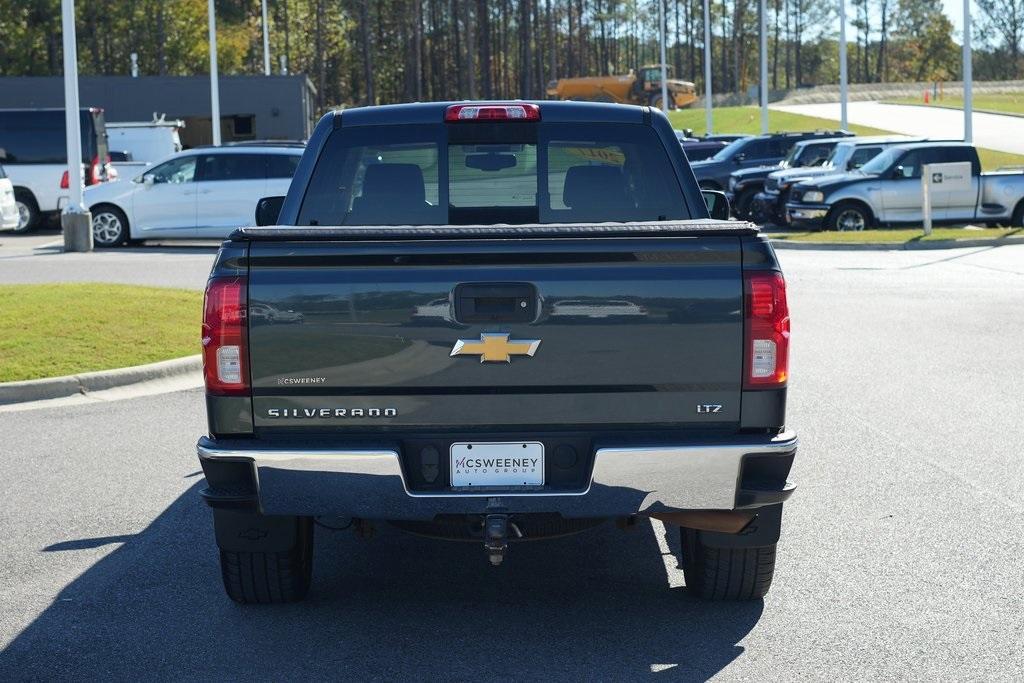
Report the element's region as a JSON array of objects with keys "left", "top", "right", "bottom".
[{"left": 0, "top": 75, "right": 318, "bottom": 147}]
